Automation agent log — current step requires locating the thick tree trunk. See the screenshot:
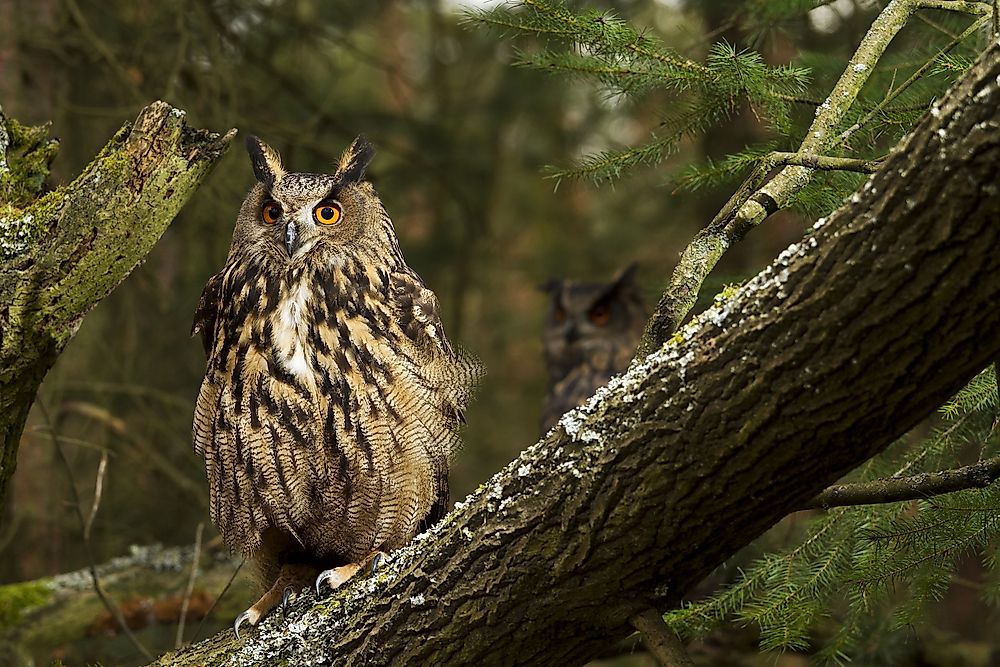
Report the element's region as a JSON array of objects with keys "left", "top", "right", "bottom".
[
  {"left": 152, "top": 39, "right": 1000, "bottom": 667},
  {"left": 0, "top": 102, "right": 234, "bottom": 513}
]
